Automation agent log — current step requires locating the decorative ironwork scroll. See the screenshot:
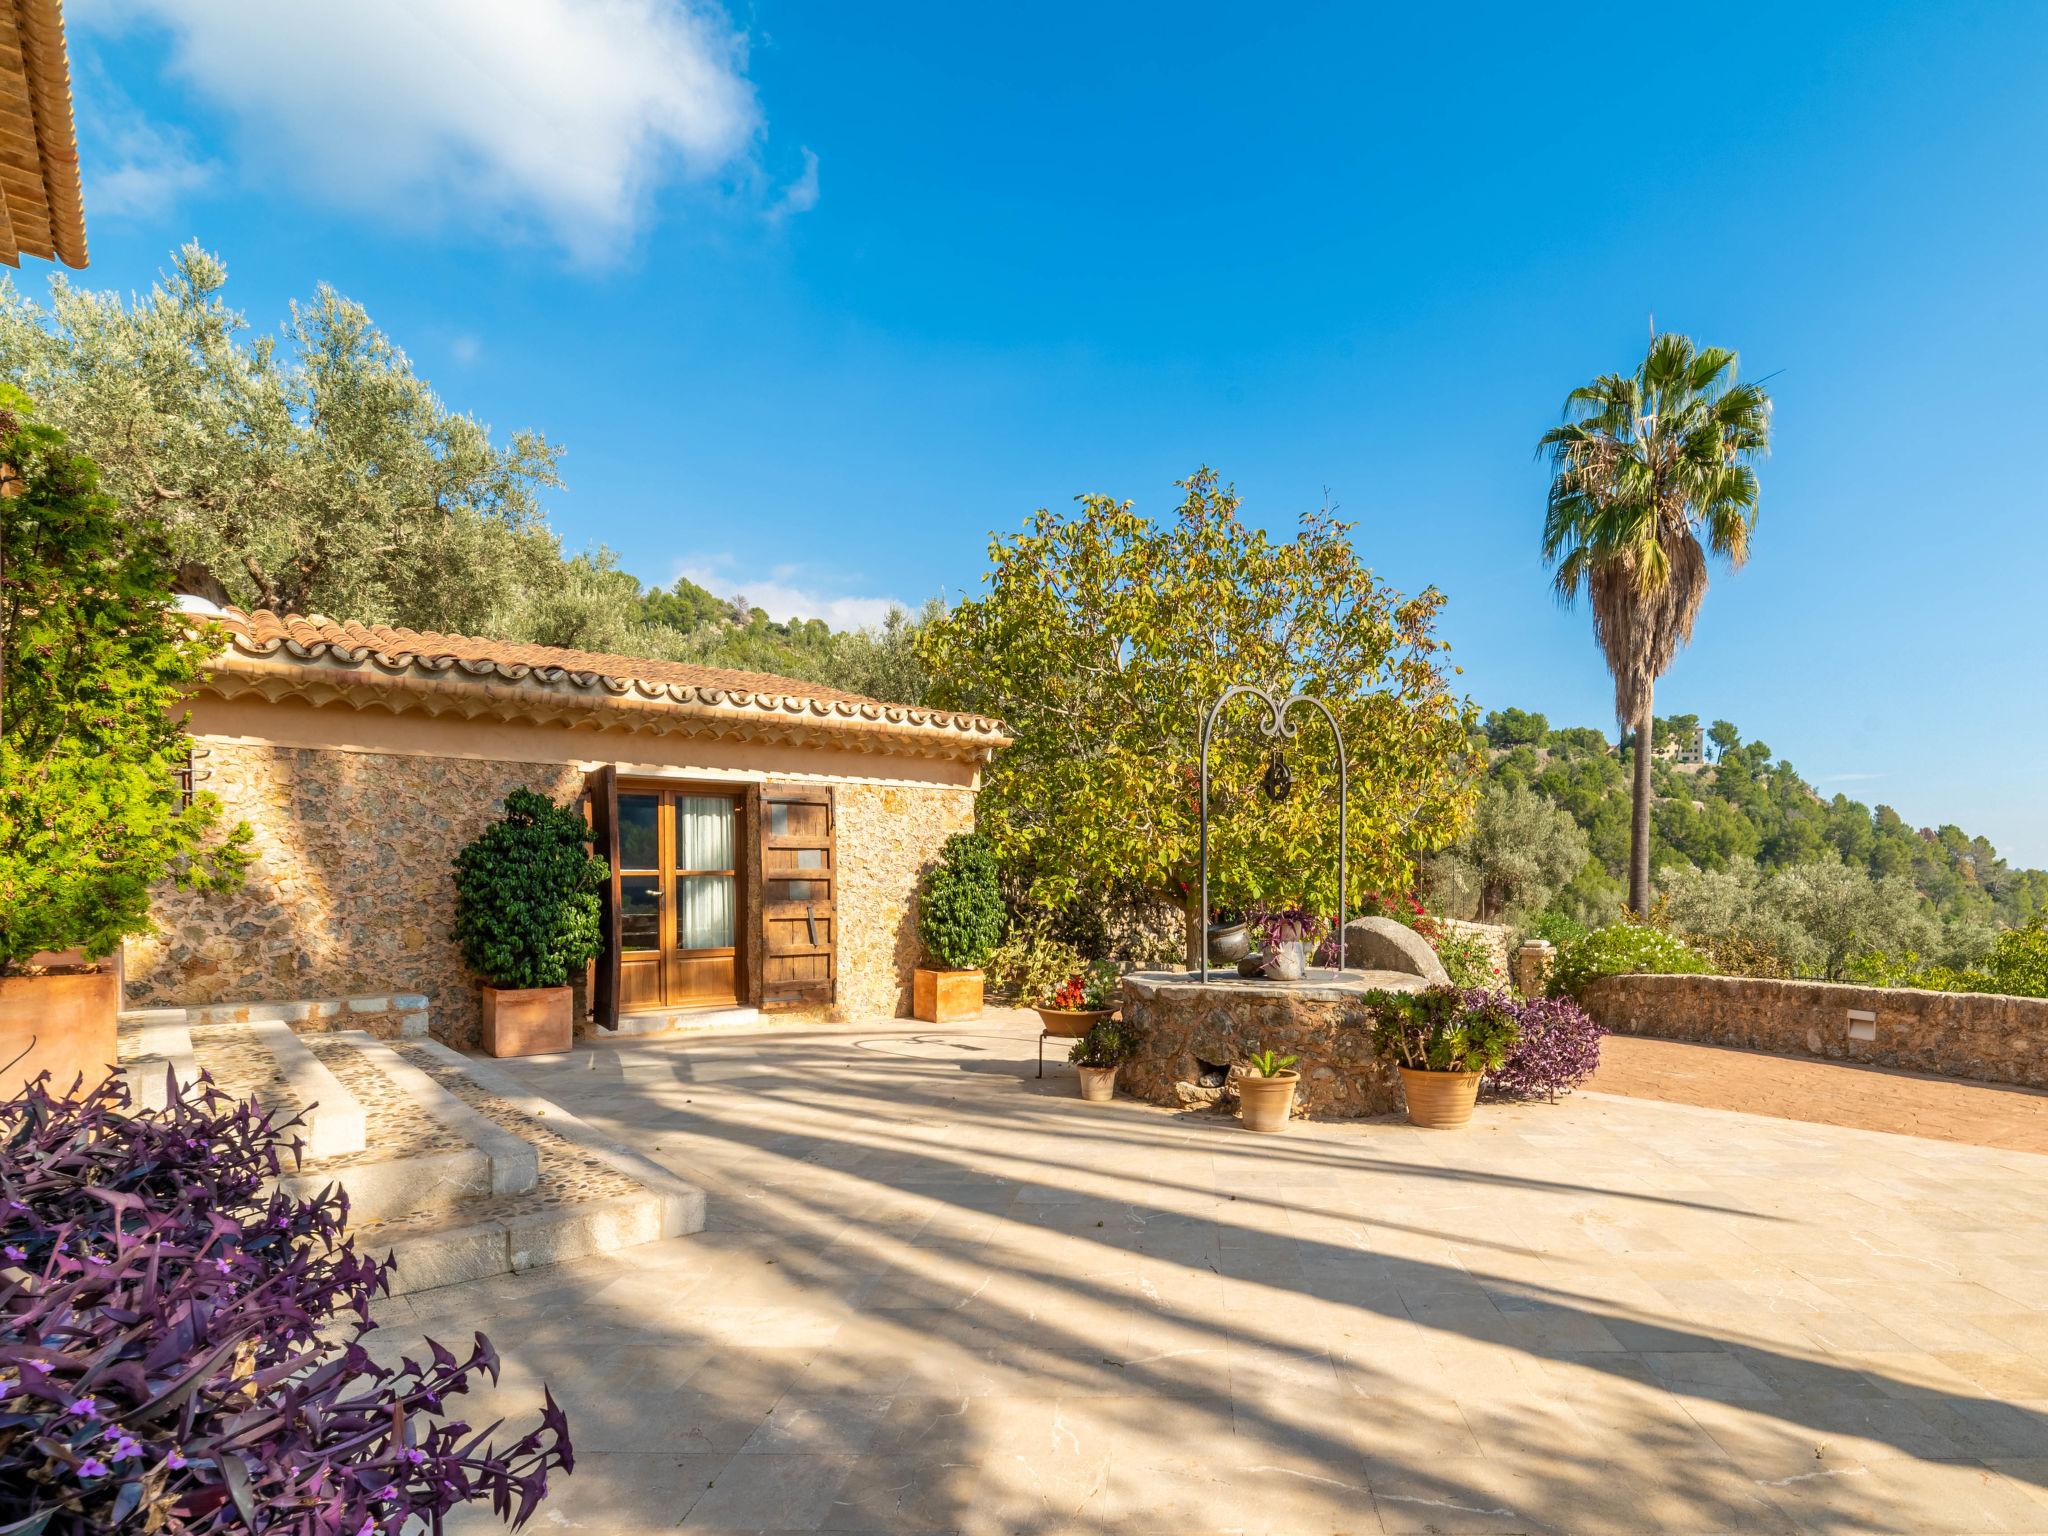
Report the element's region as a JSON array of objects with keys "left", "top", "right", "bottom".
[{"left": 1198, "top": 686, "right": 1349, "bottom": 983}]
